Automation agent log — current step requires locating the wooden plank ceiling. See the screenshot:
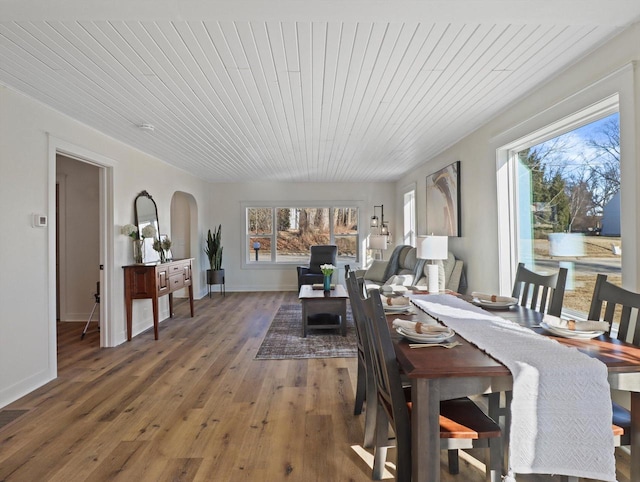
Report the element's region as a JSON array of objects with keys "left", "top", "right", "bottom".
[{"left": 1, "top": 1, "right": 639, "bottom": 182}]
